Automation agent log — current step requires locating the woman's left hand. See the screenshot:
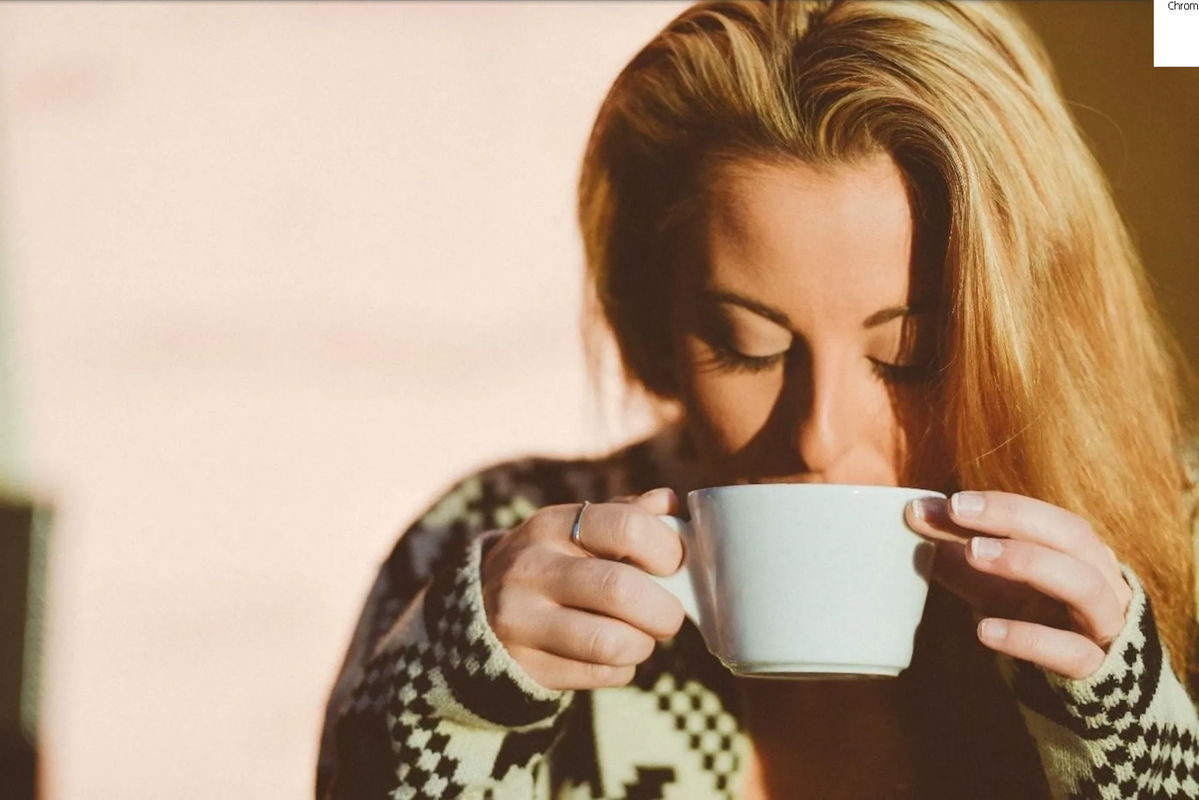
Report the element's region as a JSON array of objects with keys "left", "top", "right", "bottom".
[{"left": 905, "top": 491, "right": 1133, "bottom": 680}]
